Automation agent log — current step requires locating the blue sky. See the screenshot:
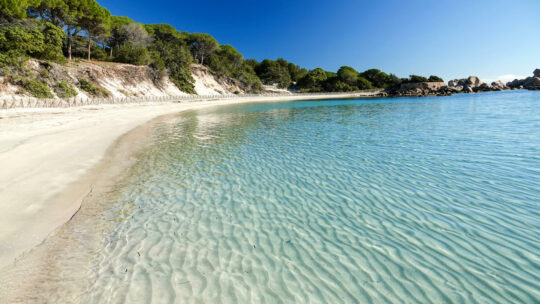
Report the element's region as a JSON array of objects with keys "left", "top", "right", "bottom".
[{"left": 98, "top": 0, "right": 540, "bottom": 82}]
